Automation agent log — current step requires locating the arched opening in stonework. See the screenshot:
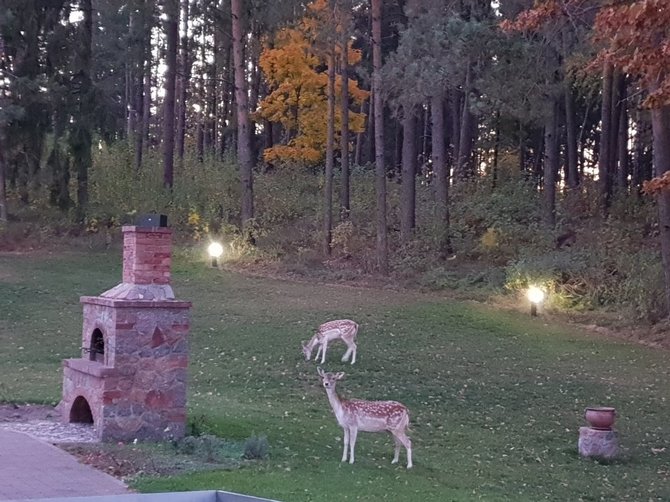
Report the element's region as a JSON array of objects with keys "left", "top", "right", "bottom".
[
  {"left": 90, "top": 328, "right": 105, "bottom": 363},
  {"left": 70, "top": 396, "right": 94, "bottom": 424}
]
